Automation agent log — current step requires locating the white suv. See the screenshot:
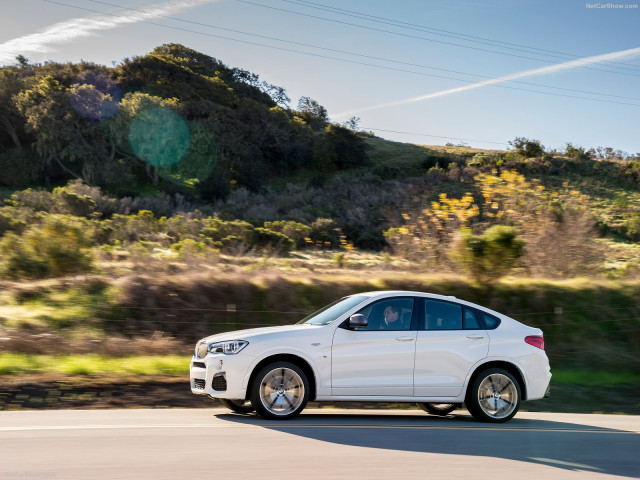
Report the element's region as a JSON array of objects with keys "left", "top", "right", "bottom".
[{"left": 190, "top": 291, "right": 551, "bottom": 423}]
